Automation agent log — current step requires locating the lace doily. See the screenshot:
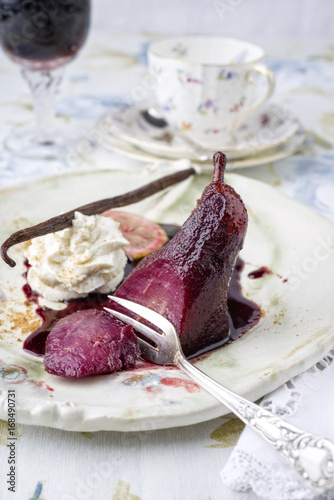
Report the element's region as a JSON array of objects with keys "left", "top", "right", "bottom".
[{"left": 221, "top": 348, "right": 334, "bottom": 500}]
